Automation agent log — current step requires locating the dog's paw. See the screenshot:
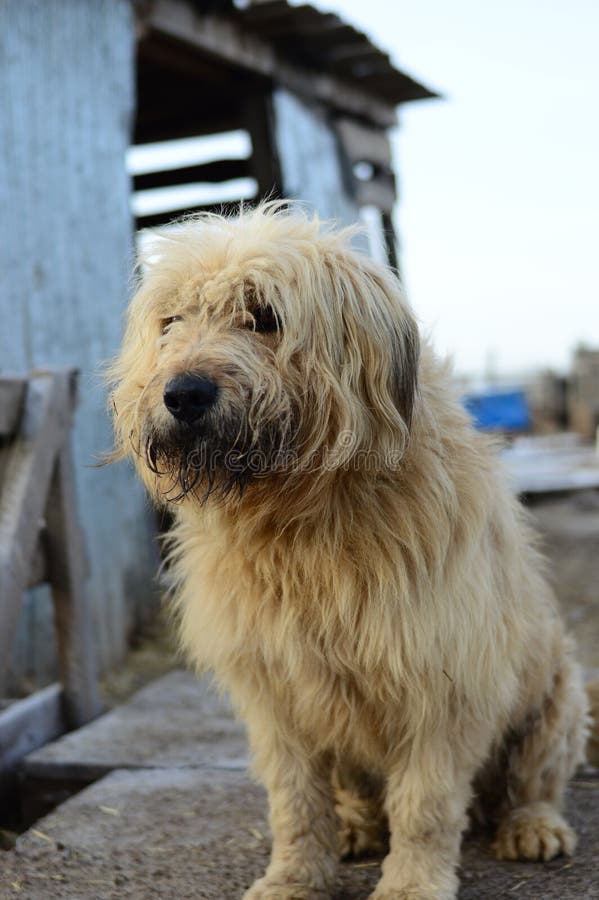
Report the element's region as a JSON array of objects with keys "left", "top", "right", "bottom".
[
  {"left": 367, "top": 869, "right": 458, "bottom": 900},
  {"left": 493, "top": 802, "right": 577, "bottom": 861},
  {"left": 368, "top": 890, "right": 453, "bottom": 900},
  {"left": 243, "top": 877, "right": 329, "bottom": 900}
]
